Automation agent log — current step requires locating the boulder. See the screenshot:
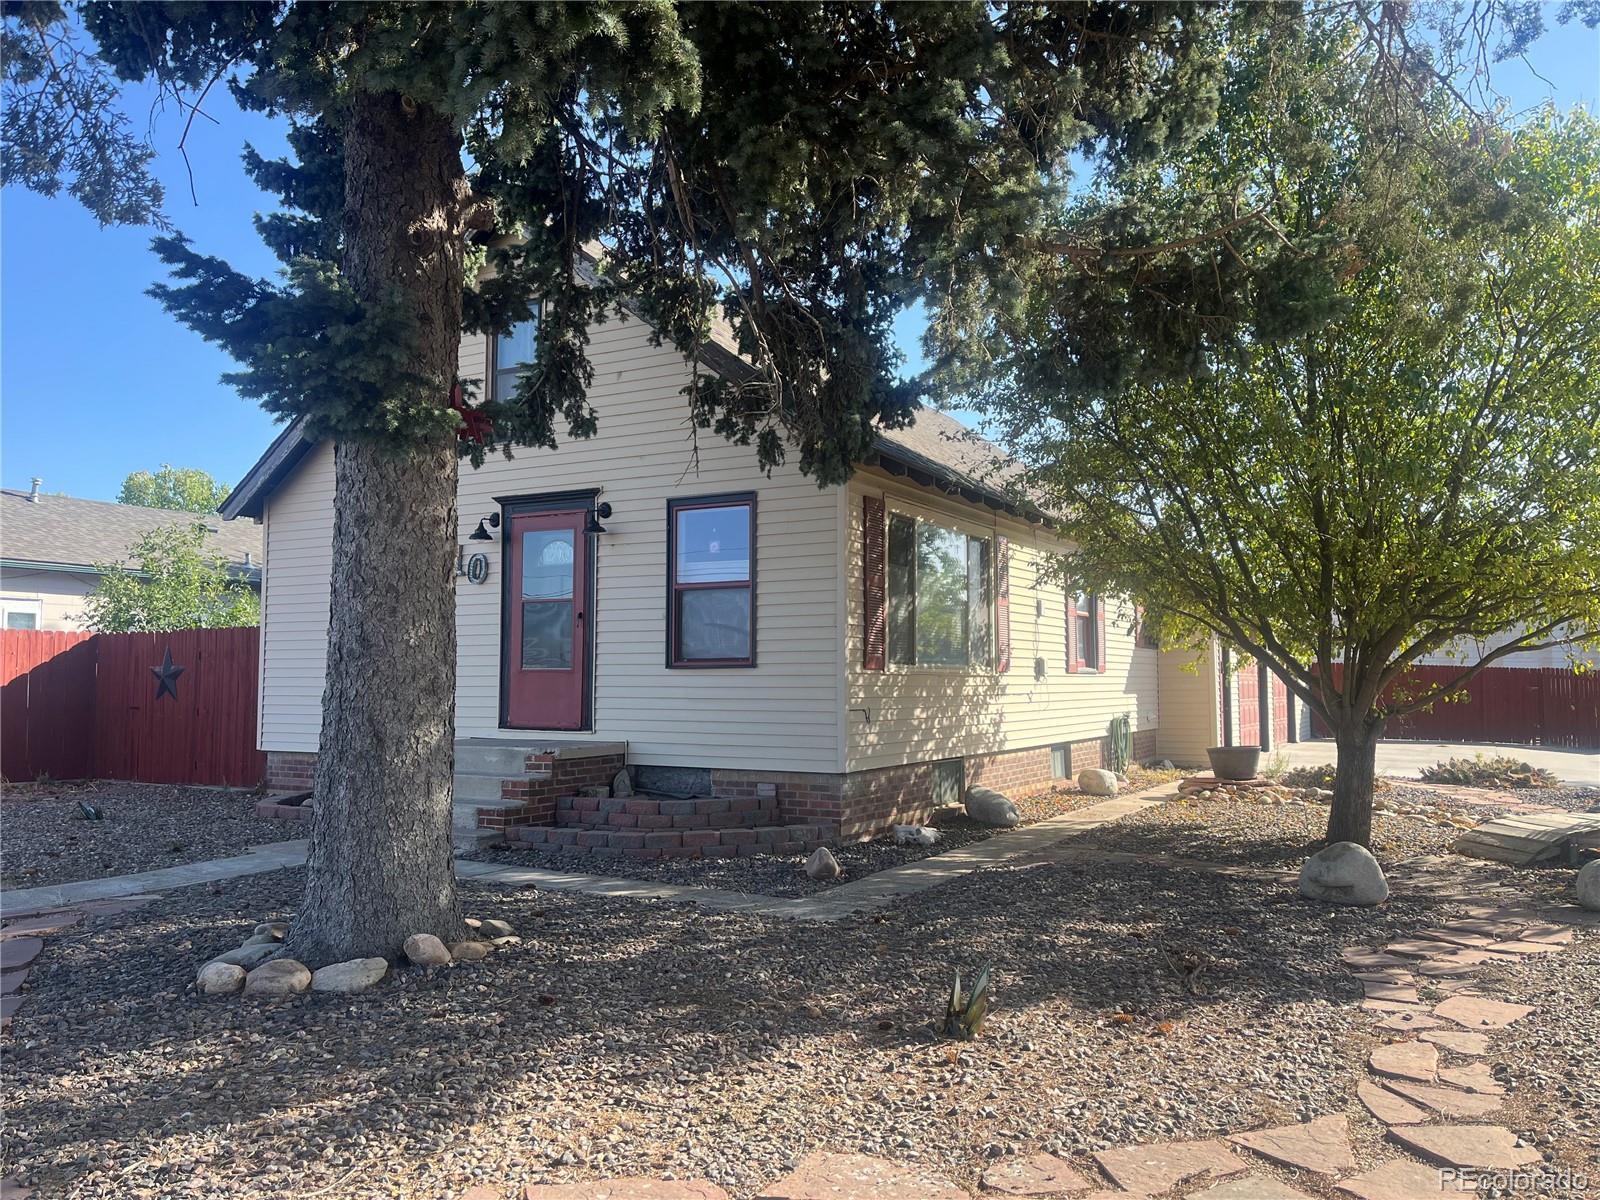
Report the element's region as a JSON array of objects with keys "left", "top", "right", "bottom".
[
  {"left": 964, "top": 786, "right": 1021, "bottom": 828},
  {"left": 197, "top": 961, "right": 246, "bottom": 995},
  {"left": 210, "top": 943, "right": 281, "bottom": 970},
  {"left": 449, "top": 940, "right": 491, "bottom": 962},
  {"left": 893, "top": 825, "right": 940, "bottom": 847},
  {"left": 310, "top": 957, "right": 389, "bottom": 993},
  {"left": 478, "top": 918, "right": 515, "bottom": 938},
  {"left": 1298, "top": 841, "right": 1389, "bottom": 906},
  {"left": 1577, "top": 860, "right": 1600, "bottom": 912},
  {"left": 242, "top": 958, "right": 312, "bottom": 997},
  {"left": 1076, "top": 768, "right": 1118, "bottom": 796},
  {"left": 613, "top": 768, "right": 635, "bottom": 798},
  {"left": 242, "top": 931, "right": 282, "bottom": 947},
  {"left": 252, "top": 922, "right": 288, "bottom": 940},
  {"left": 804, "top": 847, "right": 842, "bottom": 880},
  {"left": 402, "top": 933, "right": 451, "bottom": 967}
]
